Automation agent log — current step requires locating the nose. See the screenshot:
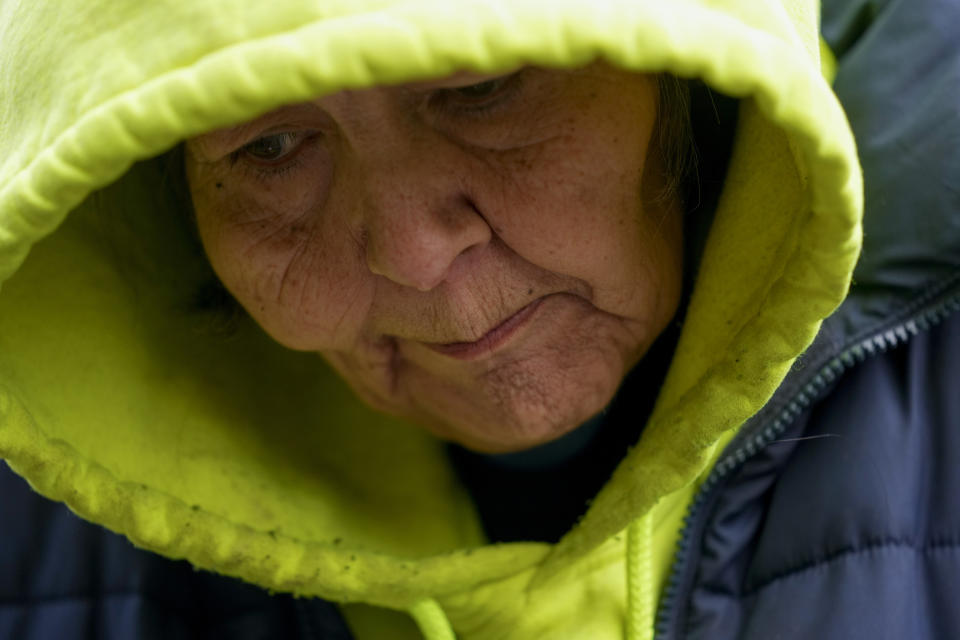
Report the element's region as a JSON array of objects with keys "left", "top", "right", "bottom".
[{"left": 359, "top": 158, "right": 492, "bottom": 292}]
